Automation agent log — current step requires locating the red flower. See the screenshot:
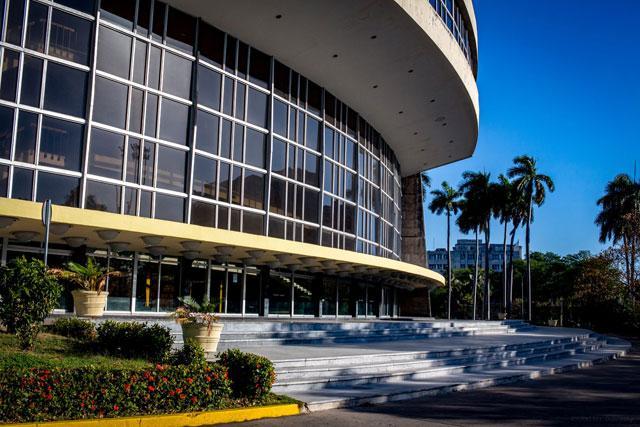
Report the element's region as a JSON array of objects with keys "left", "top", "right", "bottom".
[
  {"left": 179, "top": 394, "right": 186, "bottom": 400},
  {"left": 175, "top": 388, "right": 182, "bottom": 394},
  {"left": 148, "top": 385, "right": 155, "bottom": 392},
  {"left": 204, "top": 376, "right": 211, "bottom": 382},
  {"left": 191, "top": 396, "right": 197, "bottom": 403},
  {"left": 186, "top": 378, "right": 193, "bottom": 384},
  {"left": 113, "top": 405, "right": 119, "bottom": 411},
  {"left": 124, "top": 383, "right": 131, "bottom": 393},
  {"left": 162, "top": 377, "right": 168, "bottom": 383},
  {"left": 169, "top": 390, "right": 175, "bottom": 396}
]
